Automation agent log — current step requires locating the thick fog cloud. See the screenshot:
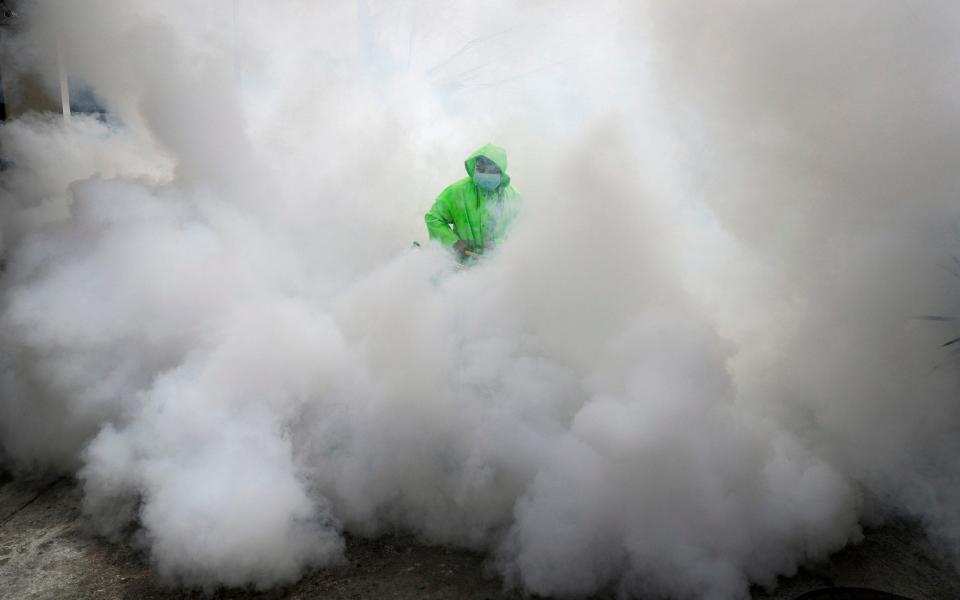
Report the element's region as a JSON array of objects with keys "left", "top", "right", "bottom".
[
  {"left": 643, "top": 0, "right": 960, "bottom": 554},
  {"left": 1, "top": 1, "right": 958, "bottom": 598}
]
